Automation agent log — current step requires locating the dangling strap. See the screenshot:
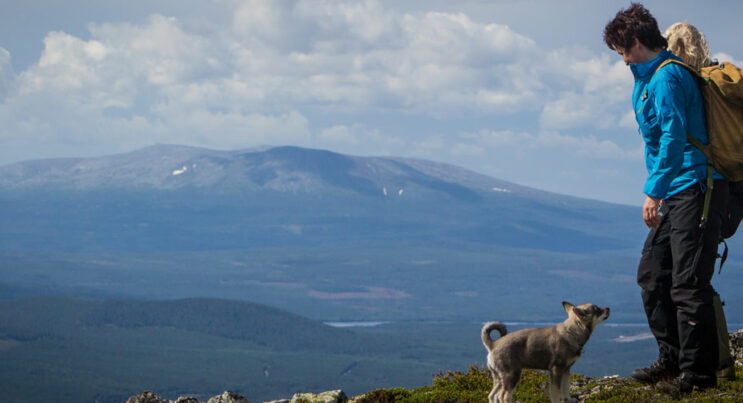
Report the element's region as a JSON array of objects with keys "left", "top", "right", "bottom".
[
  {"left": 686, "top": 132, "right": 714, "bottom": 227},
  {"left": 719, "top": 238, "right": 728, "bottom": 274},
  {"left": 702, "top": 161, "right": 714, "bottom": 227}
]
